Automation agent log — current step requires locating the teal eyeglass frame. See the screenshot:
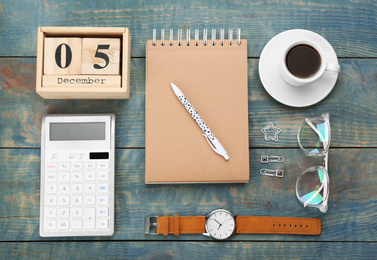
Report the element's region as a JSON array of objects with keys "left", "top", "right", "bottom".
[{"left": 296, "top": 113, "right": 331, "bottom": 213}]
